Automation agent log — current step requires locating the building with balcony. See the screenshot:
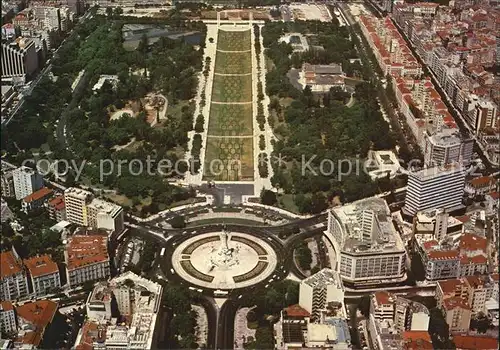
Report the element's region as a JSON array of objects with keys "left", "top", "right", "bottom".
[
  {"left": 76, "top": 271, "right": 163, "bottom": 350},
  {"left": 65, "top": 234, "right": 110, "bottom": 287},
  {"left": 21, "top": 187, "right": 53, "bottom": 213},
  {"left": 14, "top": 300, "right": 58, "bottom": 348},
  {"left": 0, "top": 249, "right": 28, "bottom": 301},
  {"left": 274, "top": 269, "right": 350, "bottom": 349},
  {"left": 48, "top": 195, "right": 66, "bottom": 222},
  {"left": 23, "top": 255, "right": 60, "bottom": 297},
  {"left": 64, "top": 187, "right": 124, "bottom": 233},
  {"left": 12, "top": 166, "right": 44, "bottom": 201},
  {"left": 368, "top": 291, "right": 430, "bottom": 350},
  {"left": 0, "top": 301, "right": 17, "bottom": 335},
  {"left": 299, "top": 269, "right": 345, "bottom": 322},
  {"left": 442, "top": 297, "right": 472, "bottom": 333}
]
